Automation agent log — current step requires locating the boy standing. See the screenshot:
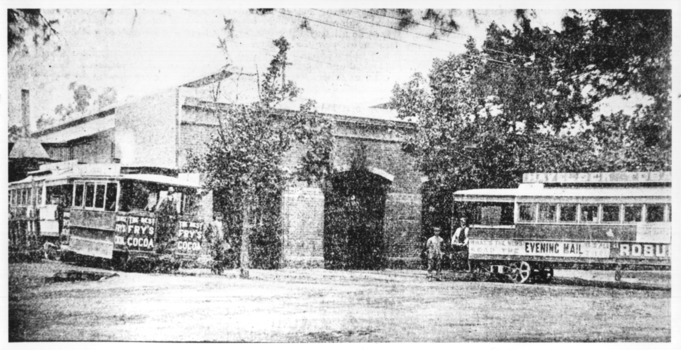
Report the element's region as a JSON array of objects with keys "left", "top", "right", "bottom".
[{"left": 426, "top": 227, "right": 444, "bottom": 281}]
